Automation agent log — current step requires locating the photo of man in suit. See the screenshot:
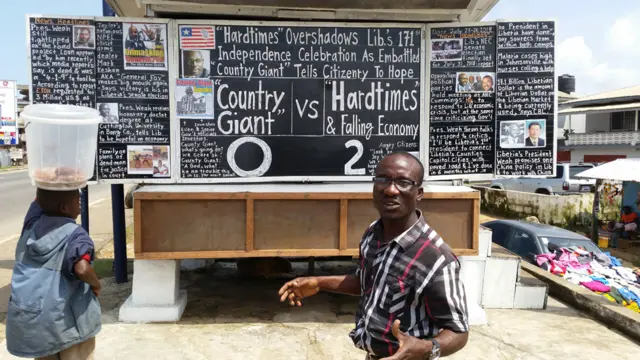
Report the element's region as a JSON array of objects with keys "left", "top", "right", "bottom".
[
  {"left": 525, "top": 121, "right": 546, "bottom": 147},
  {"left": 500, "top": 122, "right": 525, "bottom": 147}
]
